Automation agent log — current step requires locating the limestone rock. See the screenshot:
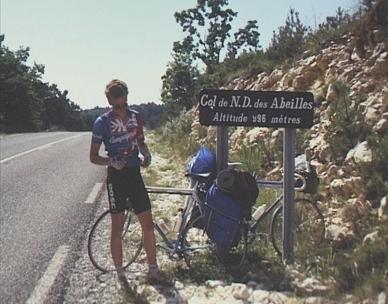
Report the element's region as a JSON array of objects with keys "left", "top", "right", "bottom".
[
  {"left": 373, "top": 51, "right": 388, "bottom": 77},
  {"left": 377, "top": 292, "right": 387, "bottom": 304},
  {"left": 206, "top": 280, "right": 226, "bottom": 288},
  {"left": 231, "top": 283, "right": 250, "bottom": 300},
  {"left": 330, "top": 178, "right": 353, "bottom": 198},
  {"left": 373, "top": 112, "right": 388, "bottom": 132},
  {"left": 378, "top": 196, "right": 388, "bottom": 220},
  {"left": 269, "top": 69, "right": 283, "bottom": 86},
  {"left": 363, "top": 231, "right": 381, "bottom": 245},
  {"left": 325, "top": 83, "right": 338, "bottom": 103},
  {"left": 345, "top": 141, "right": 372, "bottom": 164},
  {"left": 295, "top": 277, "right": 332, "bottom": 297},
  {"left": 245, "top": 127, "right": 270, "bottom": 144},
  {"left": 325, "top": 224, "right": 354, "bottom": 246},
  {"left": 250, "top": 290, "right": 290, "bottom": 304}
]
